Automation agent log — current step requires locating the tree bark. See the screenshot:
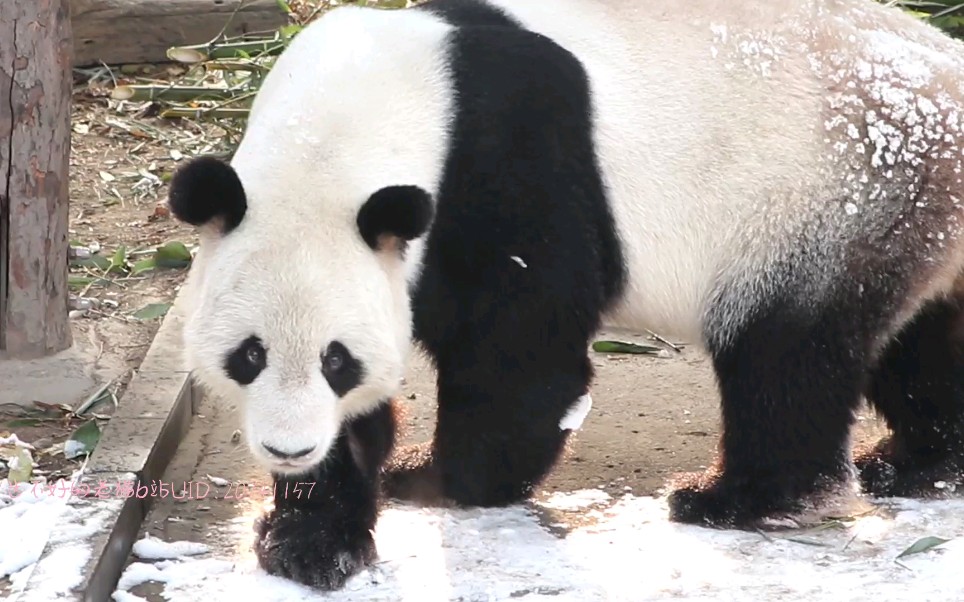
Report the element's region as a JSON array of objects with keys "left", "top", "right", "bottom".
[{"left": 0, "top": 0, "right": 73, "bottom": 359}]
